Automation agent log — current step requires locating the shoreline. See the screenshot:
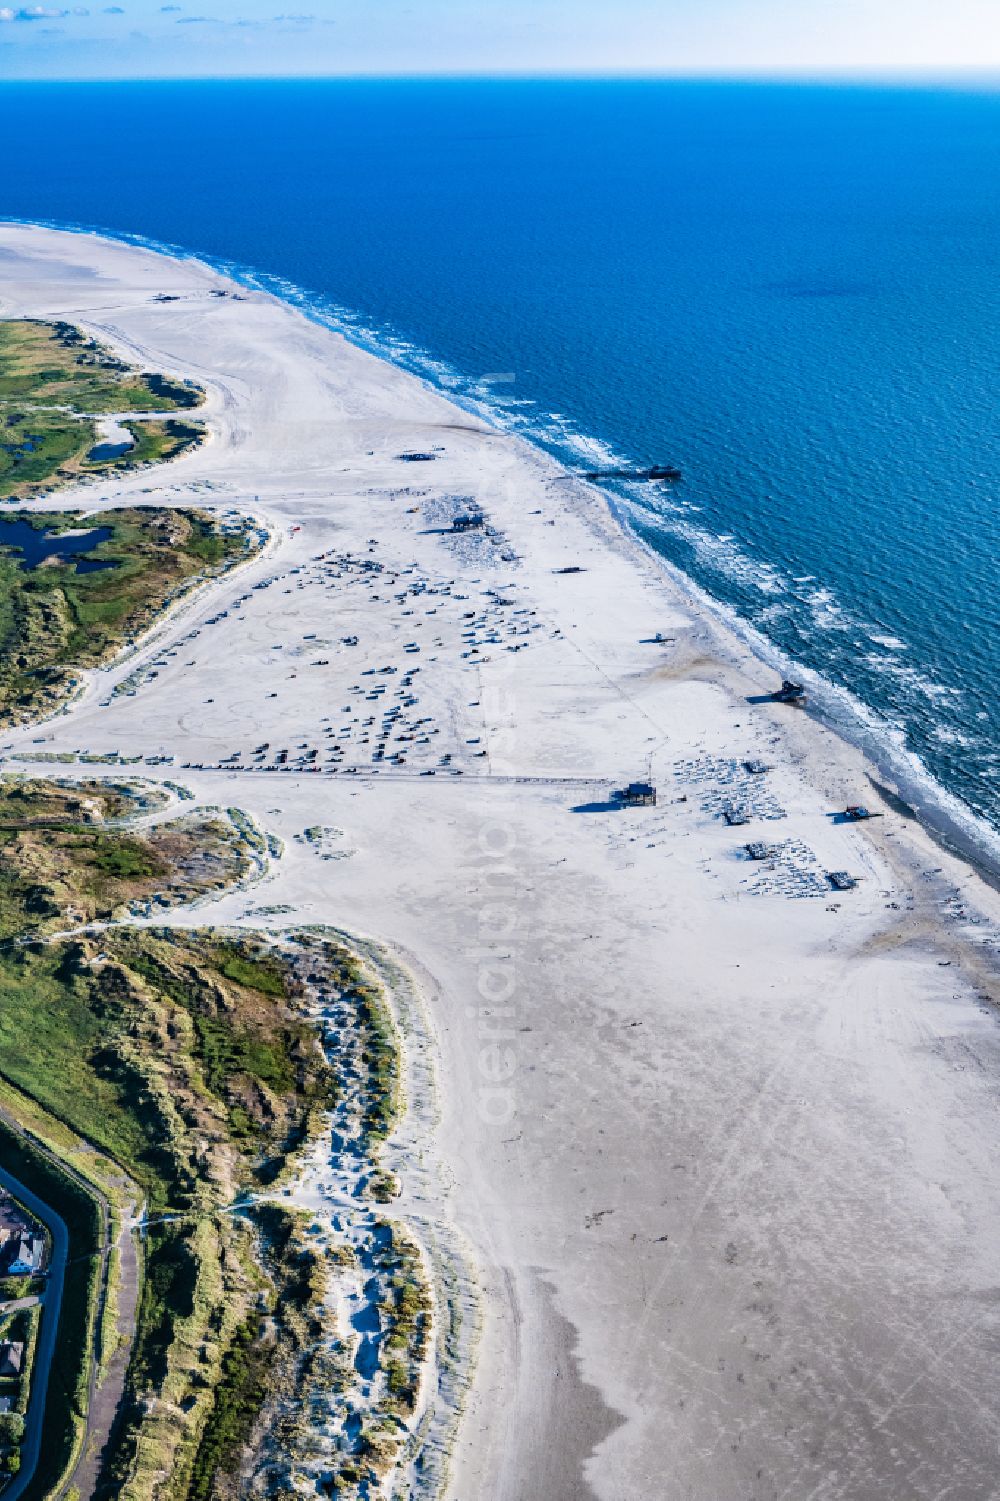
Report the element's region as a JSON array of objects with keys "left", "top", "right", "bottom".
[
  {"left": 1, "top": 223, "right": 999, "bottom": 1501},
  {"left": 5, "top": 213, "right": 996, "bottom": 888},
  {"left": 613, "top": 502, "right": 1000, "bottom": 894}
]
